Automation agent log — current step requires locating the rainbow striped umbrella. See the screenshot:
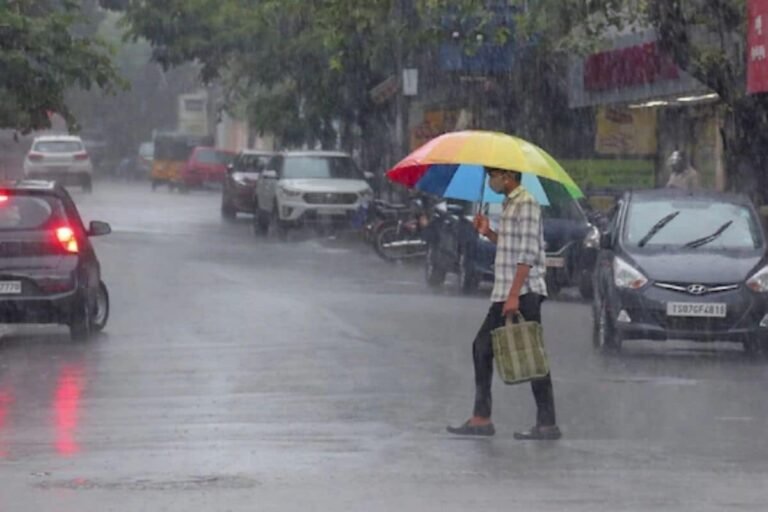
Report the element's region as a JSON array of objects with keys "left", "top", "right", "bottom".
[{"left": 386, "top": 130, "right": 583, "bottom": 204}]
